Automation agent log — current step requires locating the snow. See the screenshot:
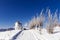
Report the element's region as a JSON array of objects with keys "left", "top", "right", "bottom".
[
  {"left": 53, "top": 26, "right": 60, "bottom": 32},
  {"left": 0, "top": 30, "right": 20, "bottom": 40},
  {"left": 15, "top": 29, "right": 60, "bottom": 40},
  {"left": 16, "top": 30, "right": 36, "bottom": 40},
  {"left": 0, "top": 27, "right": 60, "bottom": 40}
]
